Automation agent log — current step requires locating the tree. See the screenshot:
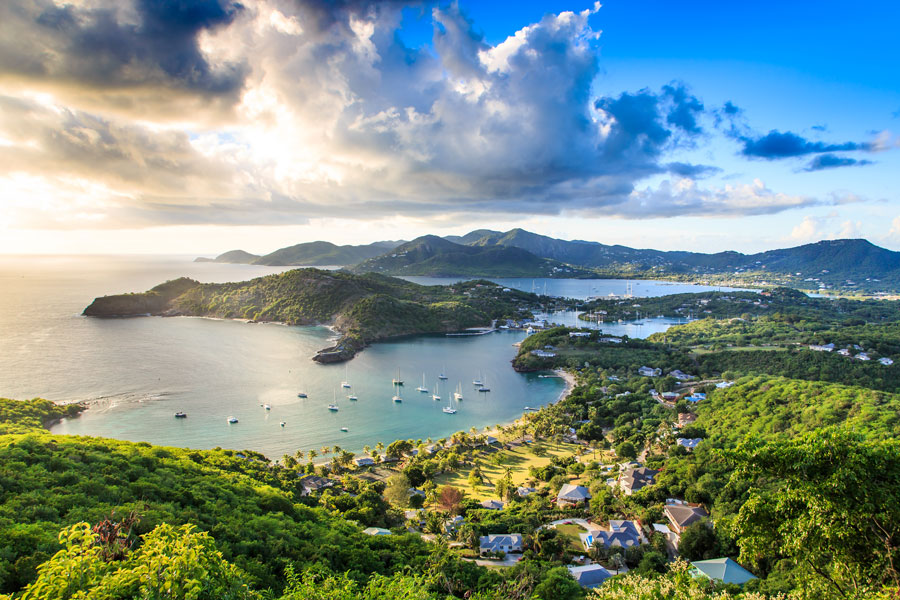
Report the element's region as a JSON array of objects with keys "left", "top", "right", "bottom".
[
  {"left": 730, "top": 428, "right": 900, "bottom": 599},
  {"left": 384, "top": 473, "right": 412, "bottom": 508},
  {"left": 615, "top": 441, "right": 637, "bottom": 460},
  {"left": 468, "top": 466, "right": 483, "bottom": 489},
  {"left": 677, "top": 521, "right": 718, "bottom": 561},
  {"left": 436, "top": 486, "right": 466, "bottom": 515},
  {"left": 530, "top": 566, "right": 582, "bottom": 600}
]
